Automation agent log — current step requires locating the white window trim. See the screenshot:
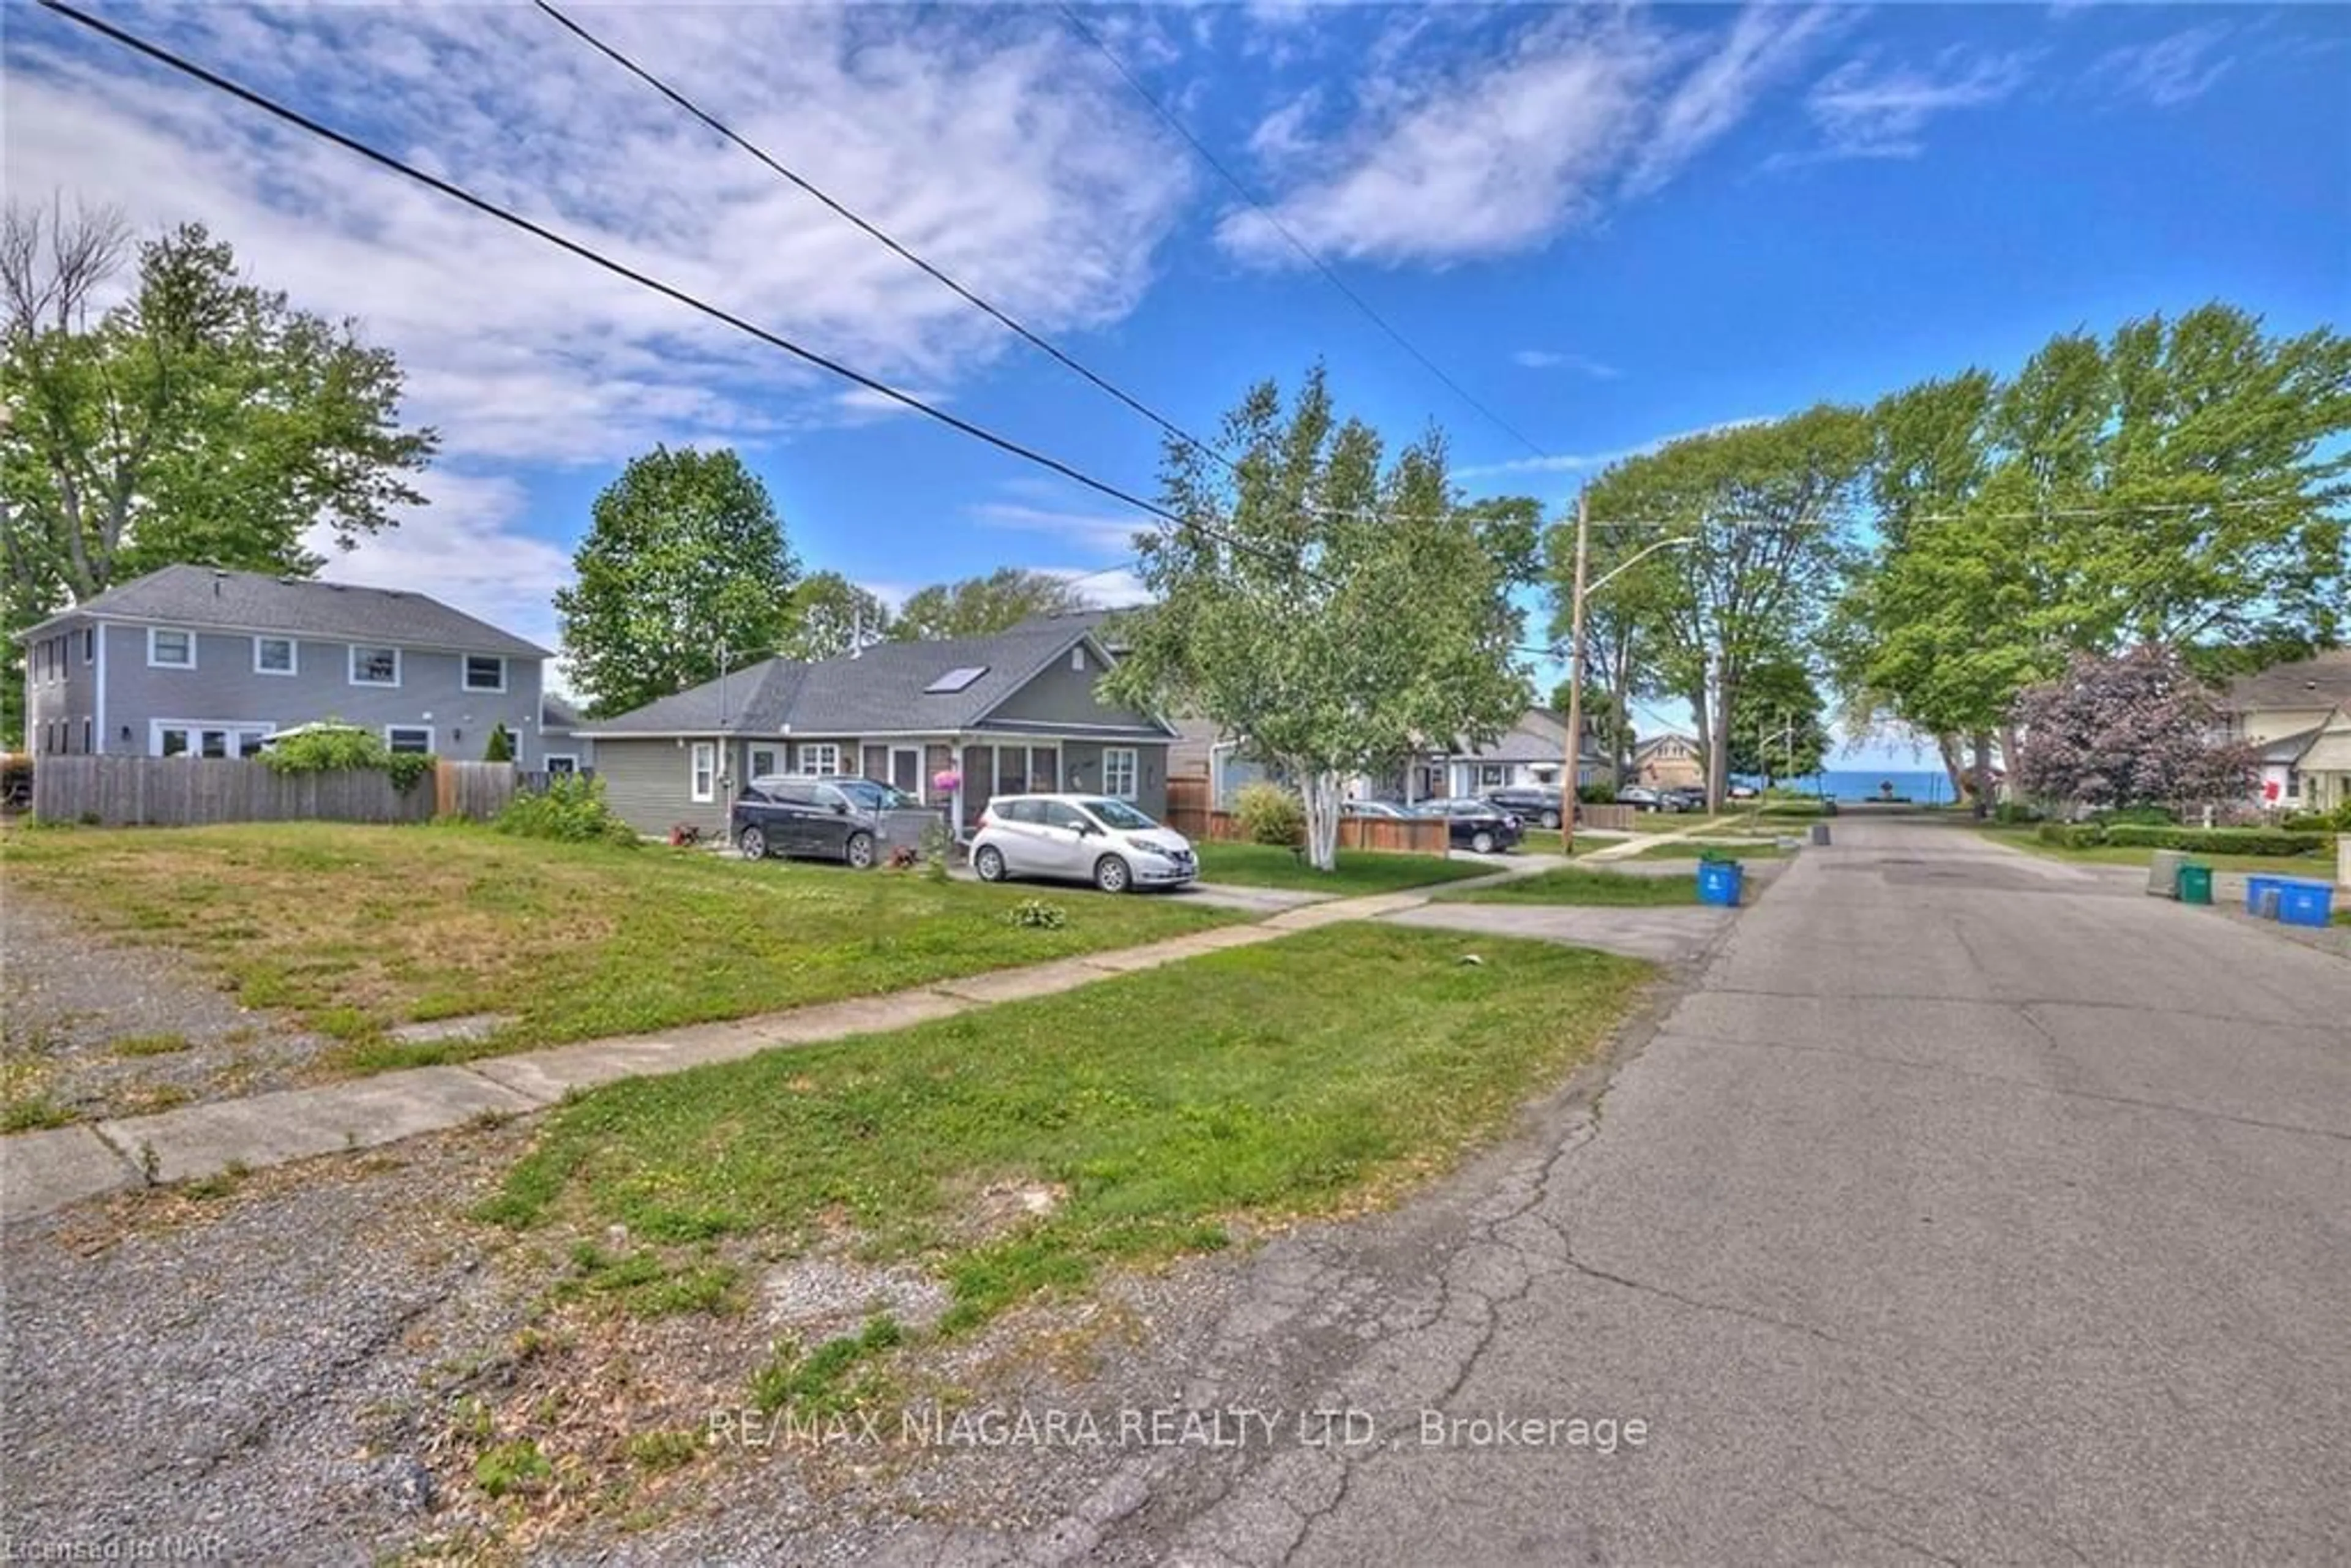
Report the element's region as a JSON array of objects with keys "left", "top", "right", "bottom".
[
  {"left": 146, "top": 627, "right": 197, "bottom": 670},
  {"left": 1102, "top": 746, "right": 1139, "bottom": 801},
  {"left": 384, "top": 725, "right": 435, "bottom": 756},
  {"left": 149, "top": 719, "right": 274, "bottom": 759},
  {"left": 463, "top": 654, "right": 508, "bottom": 693},
  {"left": 544, "top": 753, "right": 580, "bottom": 775},
  {"left": 350, "top": 644, "right": 402, "bottom": 687},
  {"left": 253, "top": 636, "right": 299, "bottom": 677},
  {"left": 748, "top": 747, "right": 779, "bottom": 778},
  {"left": 890, "top": 745, "right": 924, "bottom": 803},
  {"left": 689, "top": 741, "right": 717, "bottom": 803},
  {"left": 797, "top": 742, "right": 842, "bottom": 777}
]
